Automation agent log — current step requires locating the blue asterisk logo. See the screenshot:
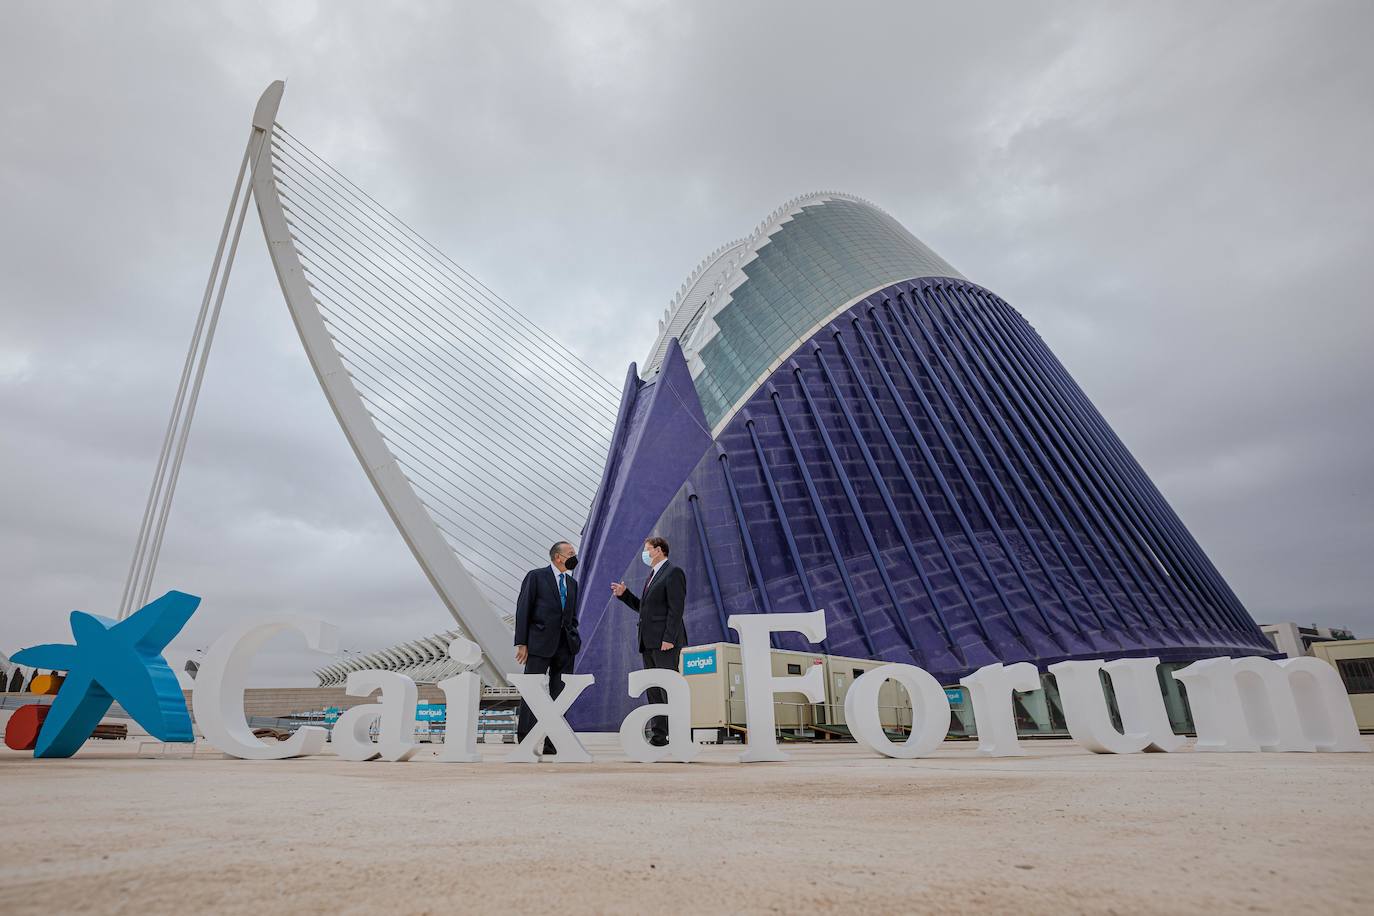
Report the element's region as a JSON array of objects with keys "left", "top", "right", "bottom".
[{"left": 11, "top": 591, "right": 199, "bottom": 758}]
